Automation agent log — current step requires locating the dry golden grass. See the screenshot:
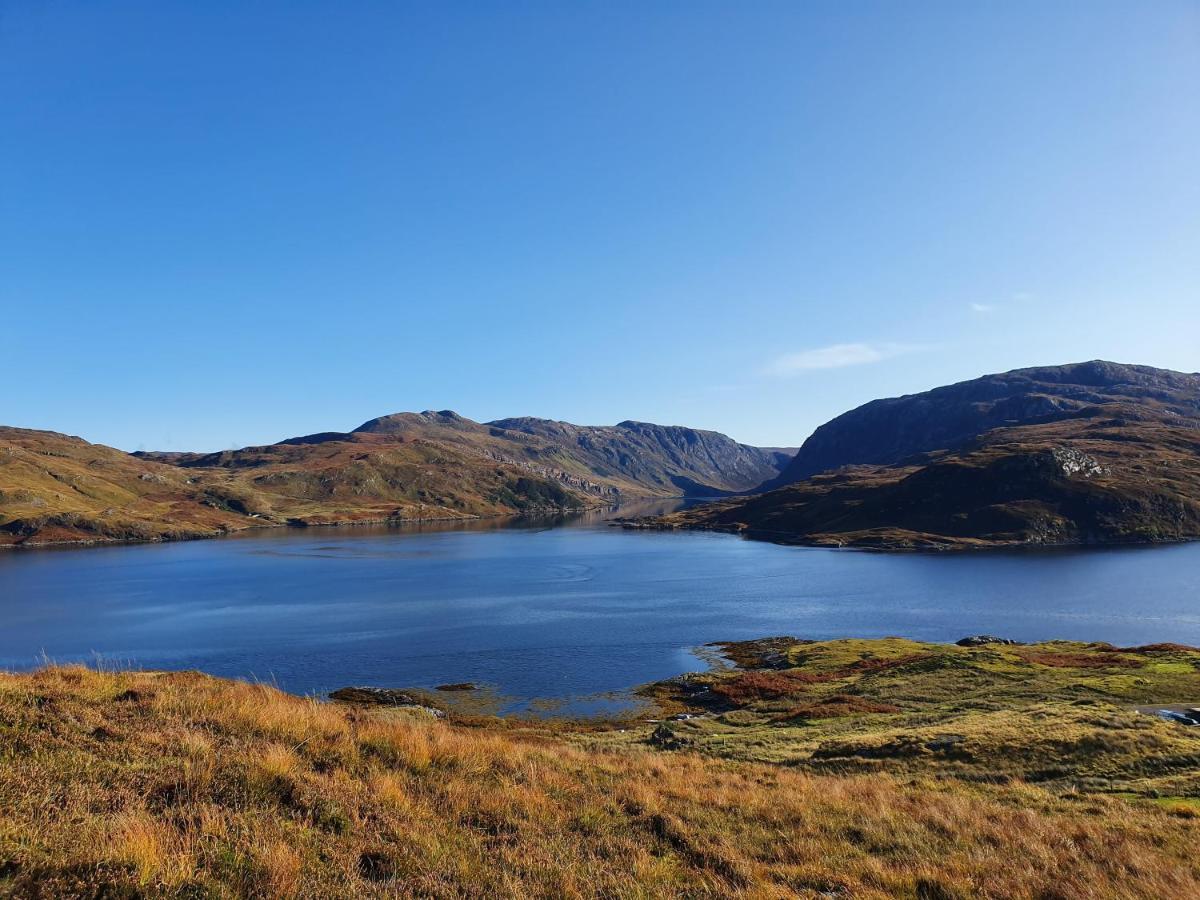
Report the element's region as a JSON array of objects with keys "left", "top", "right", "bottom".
[{"left": 0, "top": 665, "right": 1199, "bottom": 898}]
